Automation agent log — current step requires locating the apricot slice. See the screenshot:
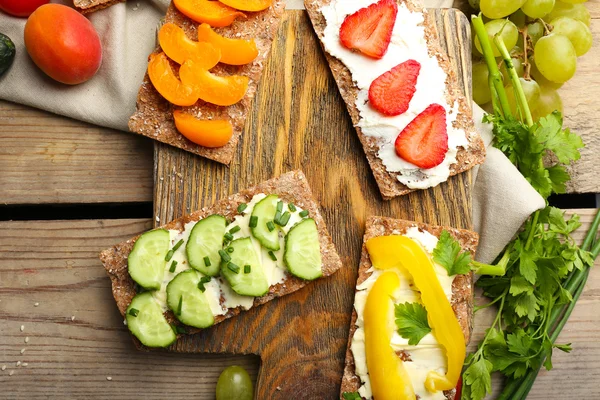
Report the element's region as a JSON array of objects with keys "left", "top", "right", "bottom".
[
  {"left": 147, "top": 52, "right": 198, "bottom": 106},
  {"left": 173, "top": 0, "right": 245, "bottom": 28},
  {"left": 173, "top": 110, "right": 233, "bottom": 148},
  {"left": 197, "top": 23, "right": 258, "bottom": 65},
  {"left": 179, "top": 59, "right": 249, "bottom": 106},
  {"left": 219, "top": 0, "right": 272, "bottom": 12},
  {"left": 158, "top": 23, "right": 221, "bottom": 68}
]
